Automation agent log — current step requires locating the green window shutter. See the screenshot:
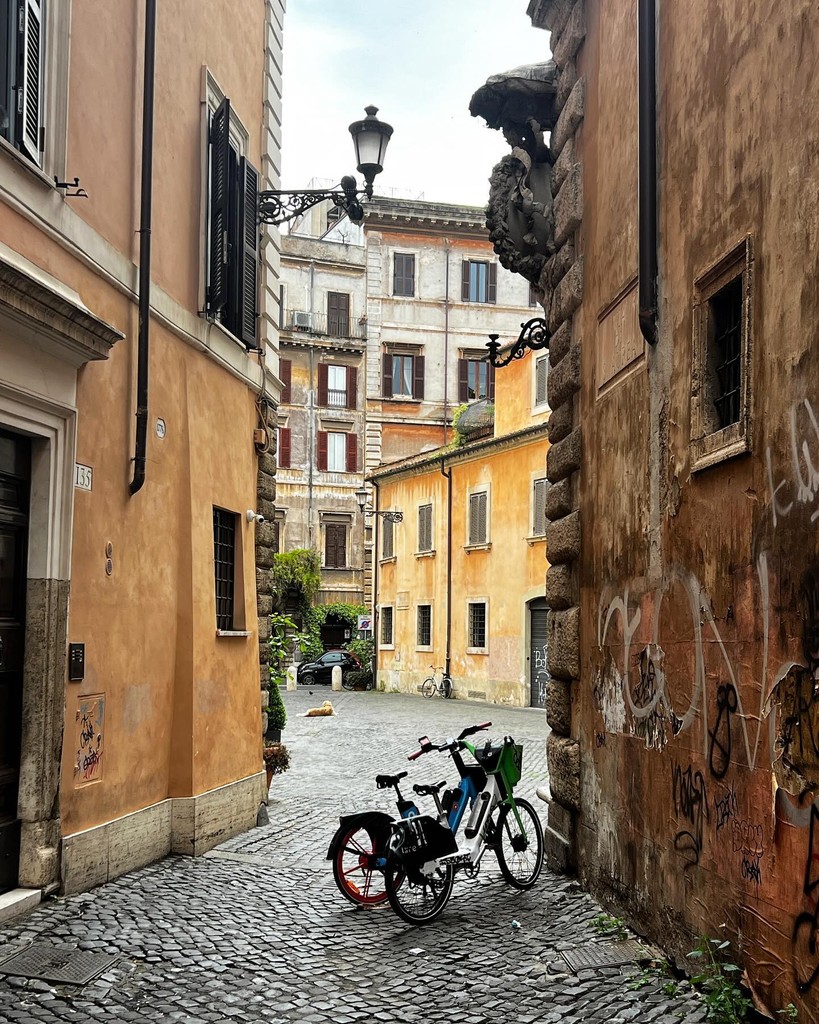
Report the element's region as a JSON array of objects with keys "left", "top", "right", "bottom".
[{"left": 238, "top": 157, "right": 260, "bottom": 347}]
